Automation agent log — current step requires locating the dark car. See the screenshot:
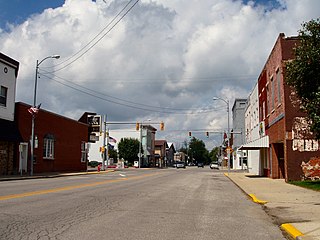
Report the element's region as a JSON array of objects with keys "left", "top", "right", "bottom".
[
  {"left": 197, "top": 162, "right": 204, "bottom": 168},
  {"left": 176, "top": 161, "right": 186, "bottom": 169}
]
